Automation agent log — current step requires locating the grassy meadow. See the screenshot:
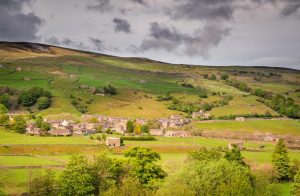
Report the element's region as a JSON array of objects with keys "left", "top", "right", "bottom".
[
  {"left": 195, "top": 119, "right": 300, "bottom": 135},
  {"left": 1, "top": 43, "right": 300, "bottom": 195}
]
